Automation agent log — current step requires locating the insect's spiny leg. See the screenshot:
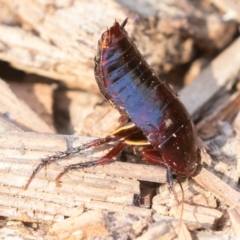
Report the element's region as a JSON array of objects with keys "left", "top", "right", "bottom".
[
  {"left": 167, "top": 168, "right": 180, "bottom": 204},
  {"left": 52, "top": 135, "right": 117, "bottom": 159},
  {"left": 23, "top": 162, "right": 46, "bottom": 190},
  {"left": 55, "top": 142, "right": 124, "bottom": 187},
  {"left": 66, "top": 136, "right": 116, "bottom": 155},
  {"left": 23, "top": 135, "right": 117, "bottom": 190},
  {"left": 176, "top": 176, "right": 184, "bottom": 232}
]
